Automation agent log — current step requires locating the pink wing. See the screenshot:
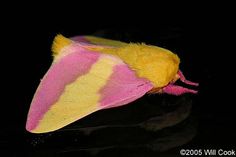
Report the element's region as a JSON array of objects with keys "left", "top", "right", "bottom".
[
  {"left": 26, "top": 43, "right": 153, "bottom": 133},
  {"left": 99, "top": 63, "right": 153, "bottom": 109}
]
